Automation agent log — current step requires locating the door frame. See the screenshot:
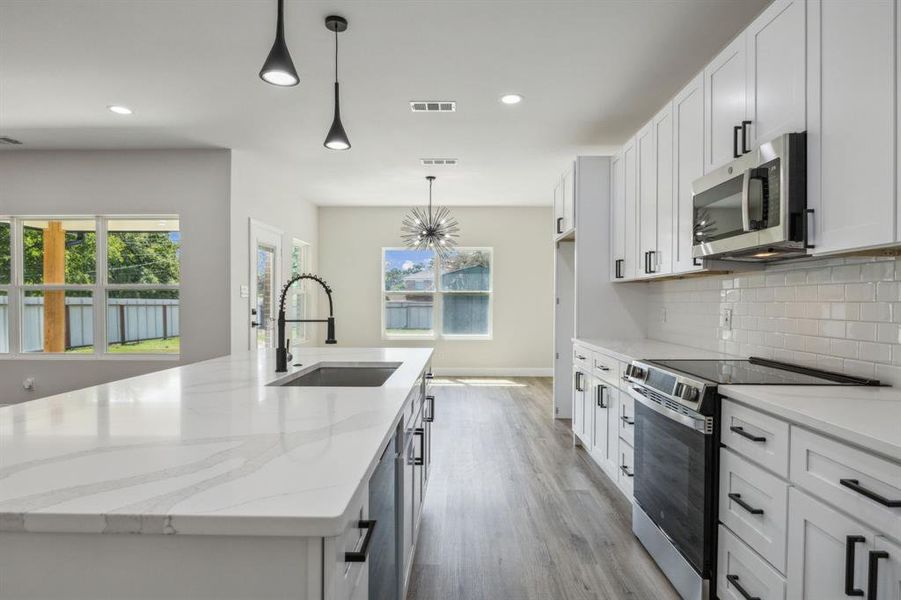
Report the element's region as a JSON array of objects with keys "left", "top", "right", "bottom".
[{"left": 248, "top": 219, "right": 284, "bottom": 352}]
